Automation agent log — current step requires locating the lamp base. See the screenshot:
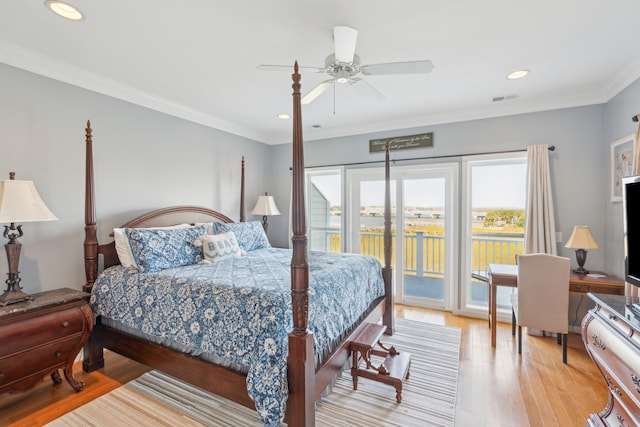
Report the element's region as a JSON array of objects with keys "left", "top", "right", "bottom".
[
  {"left": 573, "top": 267, "right": 590, "bottom": 275},
  {"left": 573, "top": 249, "right": 589, "bottom": 275},
  {"left": 0, "top": 288, "right": 33, "bottom": 306},
  {"left": 2, "top": 226, "right": 32, "bottom": 306}
]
